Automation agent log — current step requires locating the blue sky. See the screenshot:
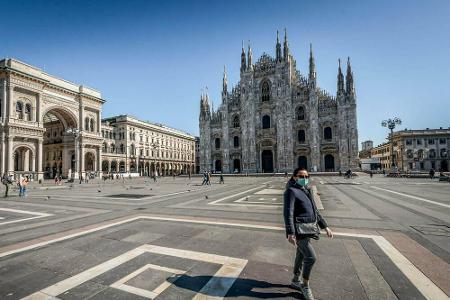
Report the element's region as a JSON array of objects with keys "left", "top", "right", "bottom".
[{"left": 1, "top": 0, "right": 449, "bottom": 146}]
